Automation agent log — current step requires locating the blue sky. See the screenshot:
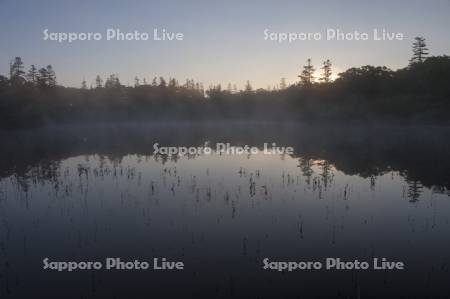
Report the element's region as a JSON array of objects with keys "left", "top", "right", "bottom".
[{"left": 1, "top": 0, "right": 449, "bottom": 88}]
